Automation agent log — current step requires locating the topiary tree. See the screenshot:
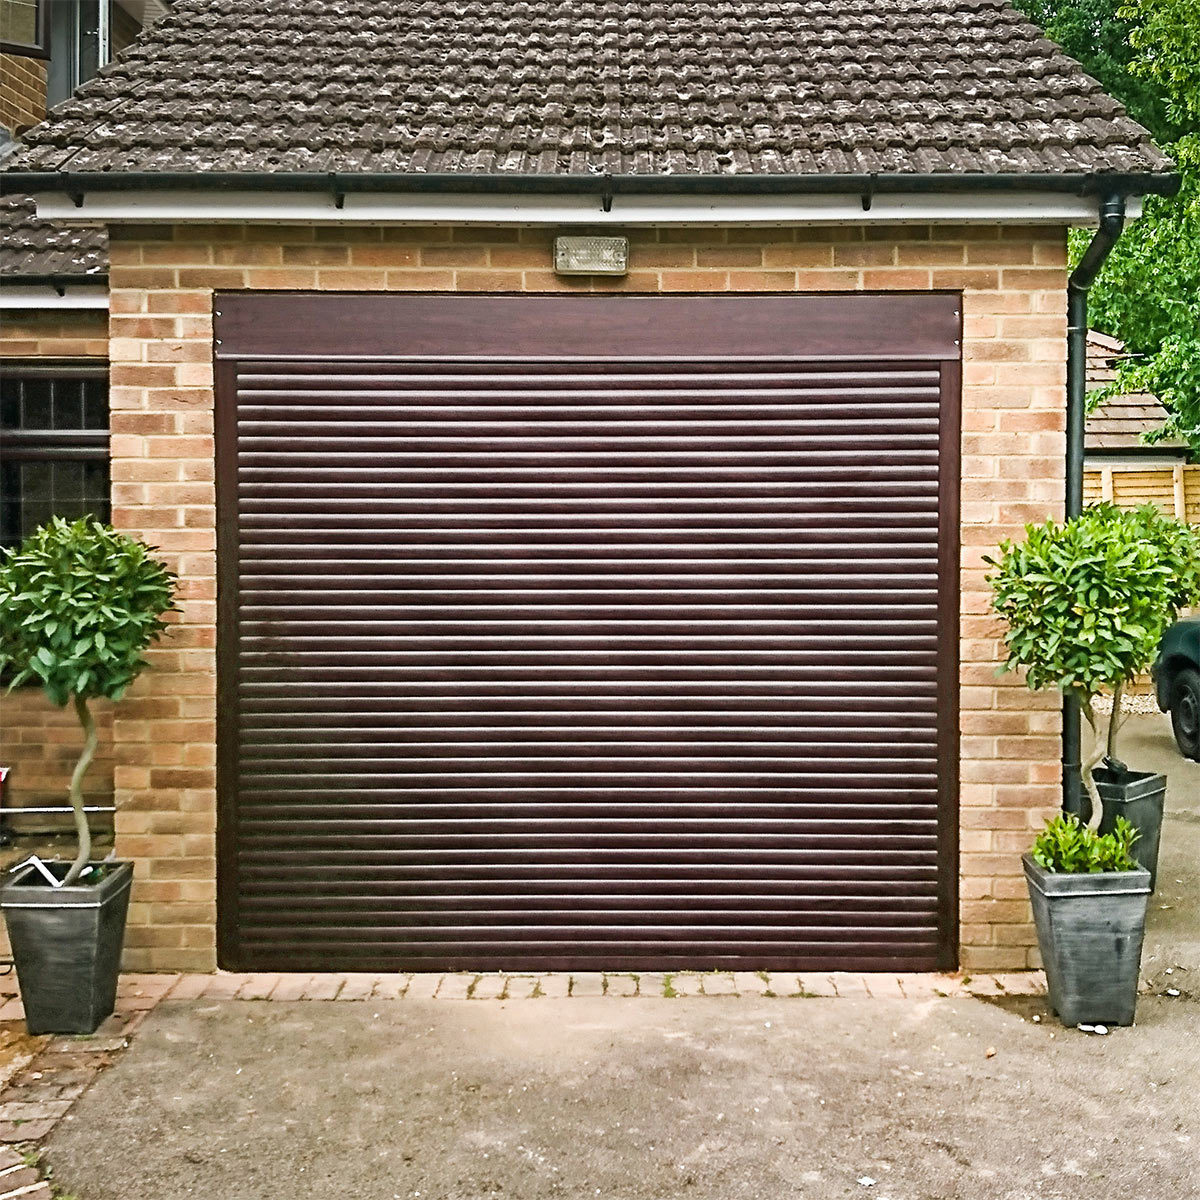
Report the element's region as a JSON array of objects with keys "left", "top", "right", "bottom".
[
  {"left": 986, "top": 503, "right": 1200, "bottom": 810},
  {"left": 0, "top": 518, "right": 177, "bottom": 886}
]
